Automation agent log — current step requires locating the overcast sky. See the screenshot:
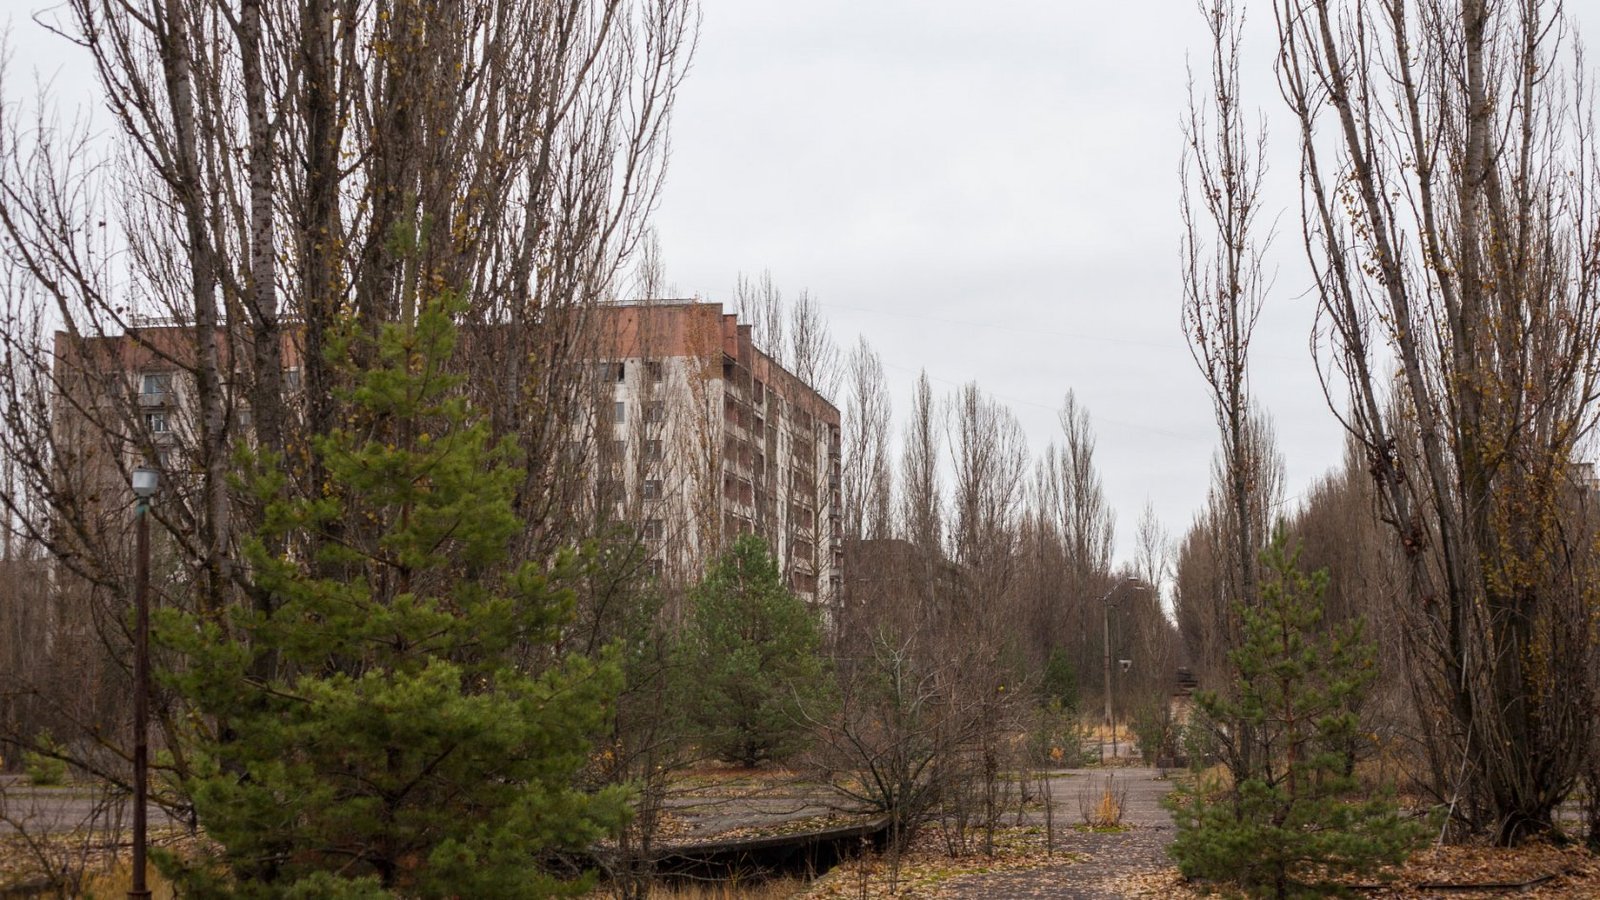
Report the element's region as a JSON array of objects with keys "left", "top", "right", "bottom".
[
  {"left": 10, "top": 2, "right": 1600, "bottom": 568},
  {"left": 650, "top": 2, "right": 1600, "bottom": 566},
  {"left": 653, "top": 2, "right": 1334, "bottom": 565}
]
